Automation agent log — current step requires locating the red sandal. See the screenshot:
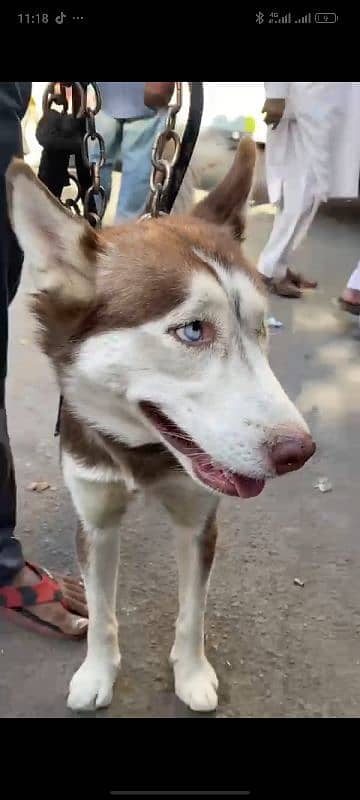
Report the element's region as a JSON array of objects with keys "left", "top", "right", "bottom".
[{"left": 0, "top": 562, "right": 87, "bottom": 639}]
